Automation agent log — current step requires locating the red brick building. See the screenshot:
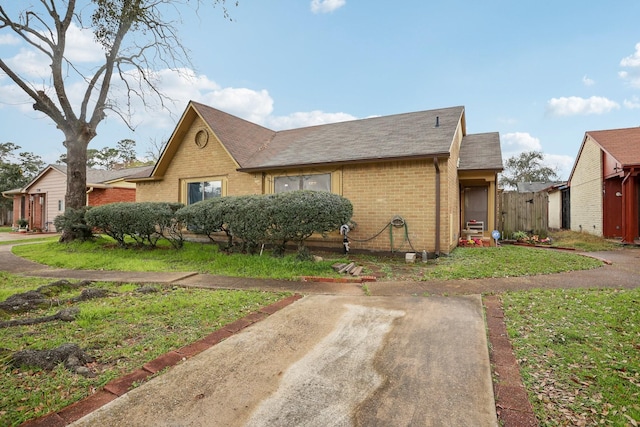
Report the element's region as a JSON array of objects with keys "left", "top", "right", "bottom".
[{"left": 2, "top": 164, "right": 152, "bottom": 232}]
